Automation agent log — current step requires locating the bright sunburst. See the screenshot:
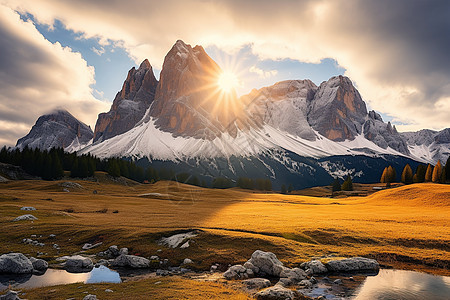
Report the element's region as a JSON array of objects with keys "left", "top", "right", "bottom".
[{"left": 217, "top": 71, "right": 239, "bottom": 93}]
